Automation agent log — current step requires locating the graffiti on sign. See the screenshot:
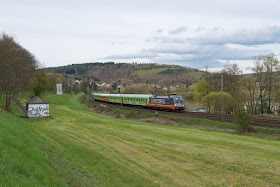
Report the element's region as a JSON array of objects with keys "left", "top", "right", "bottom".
[{"left": 28, "top": 107, "right": 49, "bottom": 117}]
